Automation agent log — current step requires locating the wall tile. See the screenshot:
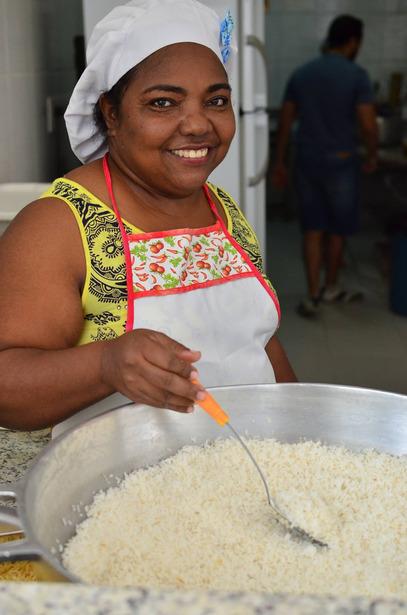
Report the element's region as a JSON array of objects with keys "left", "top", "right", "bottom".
[
  {"left": 0, "top": 0, "right": 82, "bottom": 182},
  {"left": 0, "top": 0, "right": 7, "bottom": 74},
  {"left": 383, "top": 15, "right": 407, "bottom": 60},
  {"left": 279, "top": 14, "right": 323, "bottom": 59},
  {"left": 47, "top": 69, "right": 78, "bottom": 98},
  {"left": 281, "top": 0, "right": 316, "bottom": 11},
  {"left": 363, "top": 0, "right": 399, "bottom": 12},
  {"left": 315, "top": 0, "right": 363, "bottom": 13},
  {"left": 267, "top": 64, "right": 285, "bottom": 107},
  {"left": 357, "top": 16, "right": 385, "bottom": 63},
  {"left": 265, "top": 13, "right": 283, "bottom": 61},
  {"left": 397, "top": 0, "right": 407, "bottom": 11},
  {"left": 7, "top": 73, "right": 41, "bottom": 181},
  {"left": 44, "top": 0, "right": 83, "bottom": 71},
  {"left": 268, "top": 0, "right": 315, "bottom": 12},
  {"left": 269, "top": 61, "right": 304, "bottom": 107},
  {"left": 0, "top": 74, "right": 10, "bottom": 182},
  {"left": 4, "top": 0, "right": 37, "bottom": 73}
]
